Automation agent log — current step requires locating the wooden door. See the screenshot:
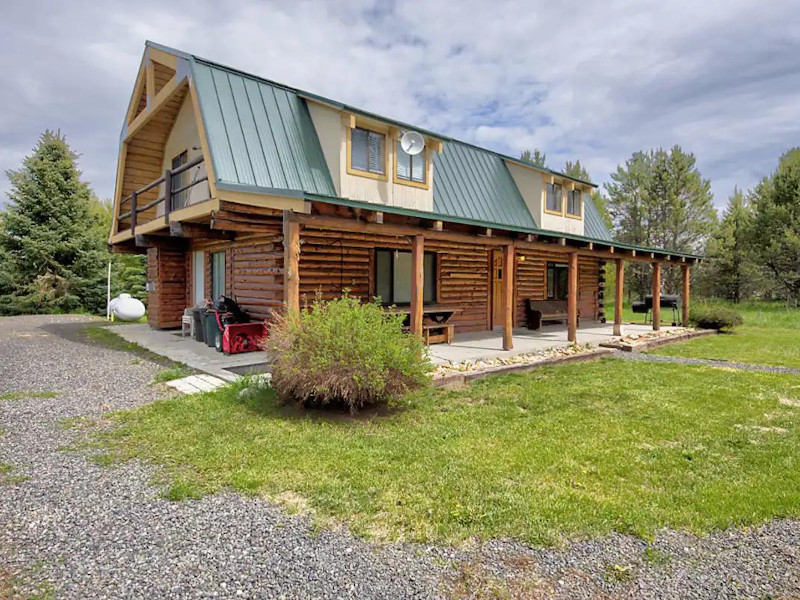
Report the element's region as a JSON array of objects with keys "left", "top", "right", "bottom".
[{"left": 491, "top": 250, "right": 504, "bottom": 328}]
